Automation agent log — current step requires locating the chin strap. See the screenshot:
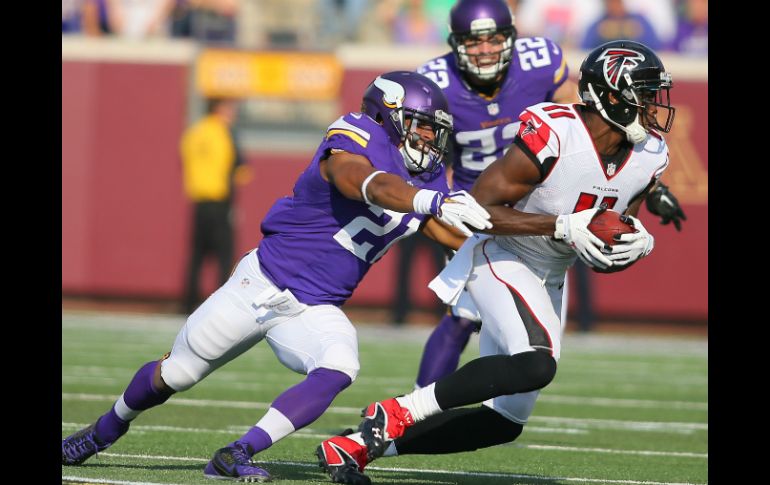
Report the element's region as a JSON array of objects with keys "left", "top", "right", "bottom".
[
  {"left": 586, "top": 83, "right": 647, "bottom": 144},
  {"left": 399, "top": 144, "right": 421, "bottom": 172}
]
